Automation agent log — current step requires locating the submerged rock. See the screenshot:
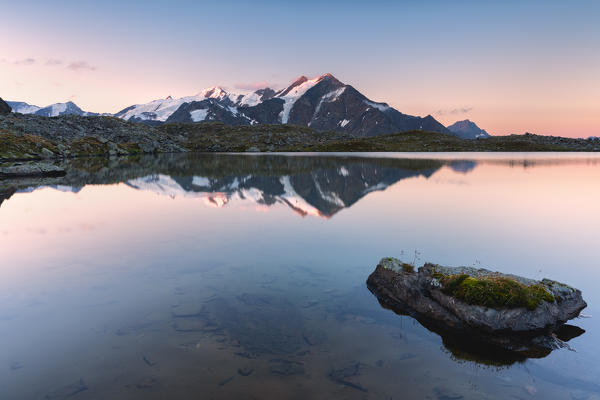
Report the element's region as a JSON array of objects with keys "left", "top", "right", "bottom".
[
  {"left": 367, "top": 257, "right": 586, "bottom": 358},
  {"left": 171, "top": 293, "right": 307, "bottom": 356},
  {"left": 45, "top": 379, "right": 88, "bottom": 399}
]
